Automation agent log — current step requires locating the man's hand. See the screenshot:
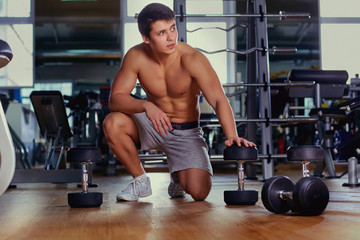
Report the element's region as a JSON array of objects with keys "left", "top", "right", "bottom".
[
  {"left": 225, "top": 137, "right": 256, "bottom": 147},
  {"left": 144, "top": 102, "right": 172, "bottom": 134}
]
